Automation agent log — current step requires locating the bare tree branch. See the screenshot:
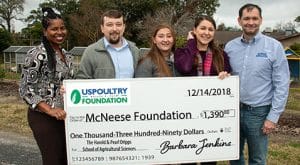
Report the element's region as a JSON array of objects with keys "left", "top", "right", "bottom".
[{"left": 0, "top": 0, "right": 24, "bottom": 33}]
